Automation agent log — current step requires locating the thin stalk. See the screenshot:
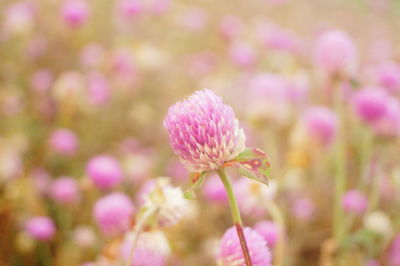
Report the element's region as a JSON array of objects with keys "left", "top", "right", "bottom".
[
  {"left": 125, "top": 207, "right": 159, "bottom": 266},
  {"left": 264, "top": 199, "right": 285, "bottom": 266},
  {"left": 333, "top": 87, "right": 346, "bottom": 245},
  {"left": 217, "top": 169, "right": 252, "bottom": 266}
]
